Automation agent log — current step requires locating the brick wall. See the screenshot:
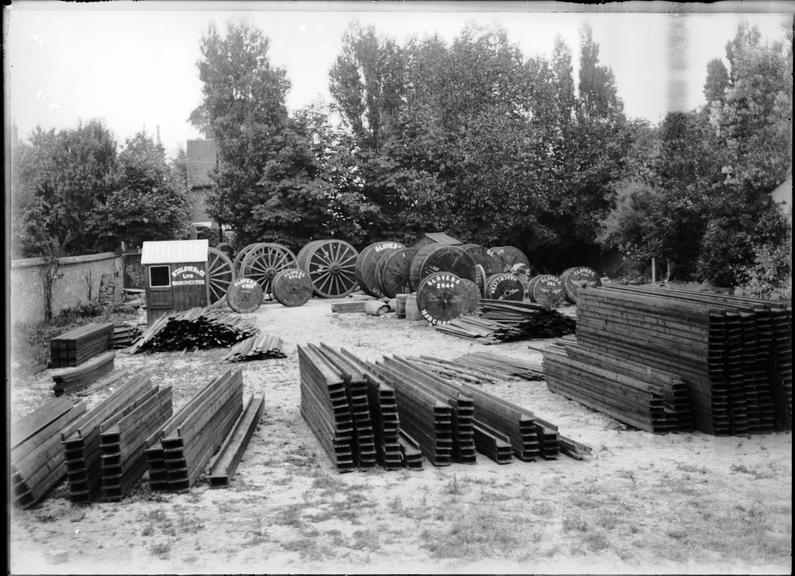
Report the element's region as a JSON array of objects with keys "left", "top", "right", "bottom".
[{"left": 10, "top": 252, "right": 122, "bottom": 326}]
